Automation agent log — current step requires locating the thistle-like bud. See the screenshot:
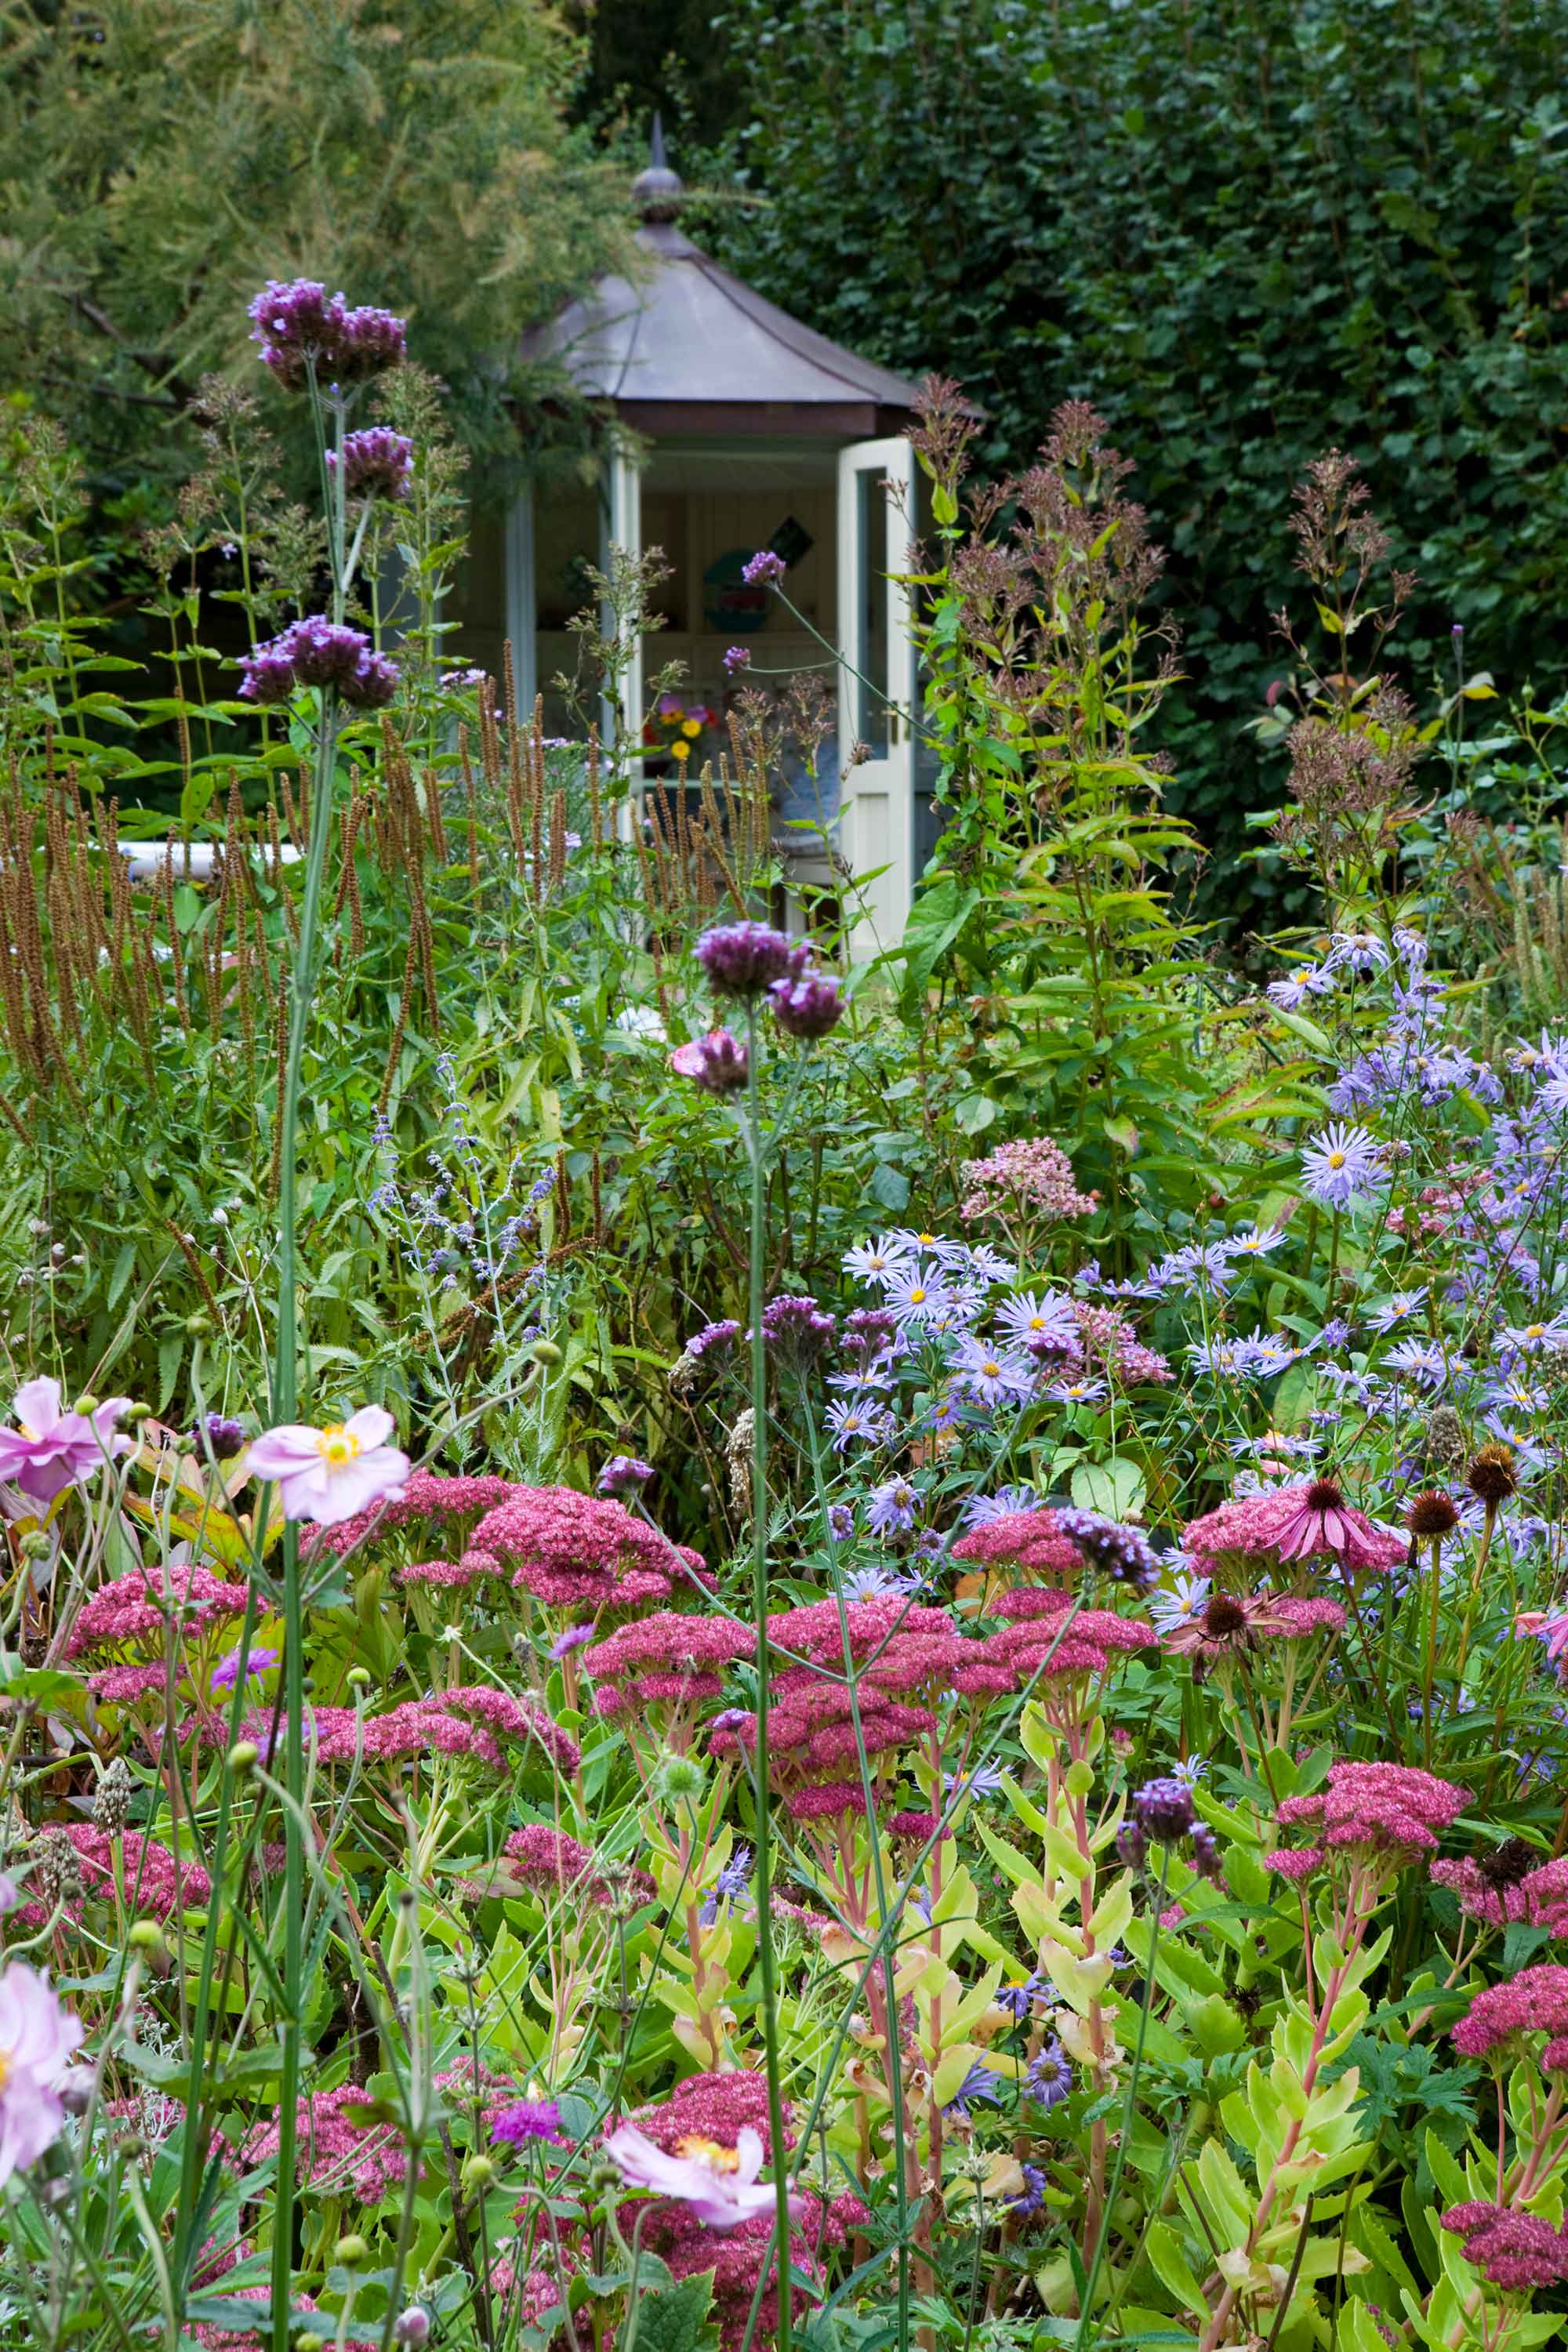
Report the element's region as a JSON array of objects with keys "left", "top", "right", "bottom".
[{"left": 93, "top": 1757, "right": 132, "bottom": 1835}]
